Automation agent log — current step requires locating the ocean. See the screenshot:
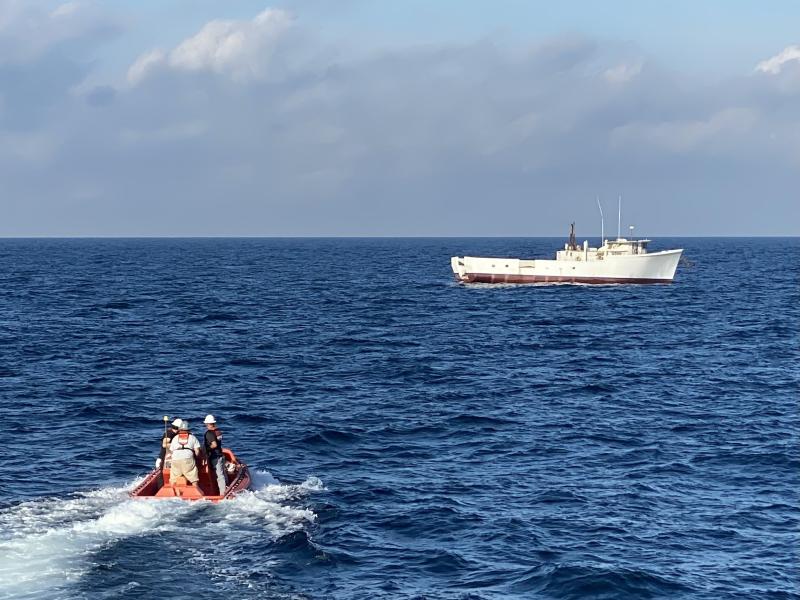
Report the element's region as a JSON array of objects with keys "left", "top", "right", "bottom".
[{"left": 0, "top": 237, "right": 797, "bottom": 599}]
